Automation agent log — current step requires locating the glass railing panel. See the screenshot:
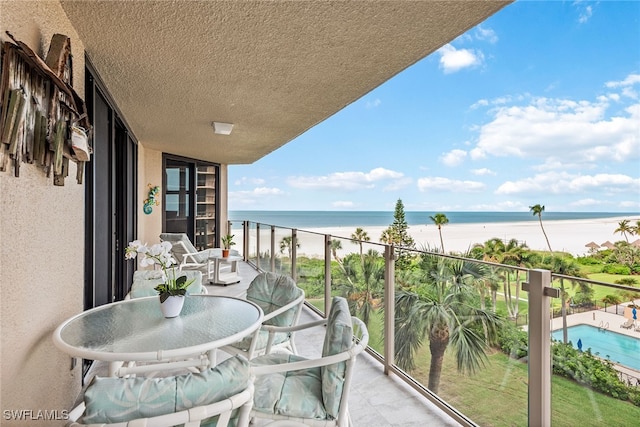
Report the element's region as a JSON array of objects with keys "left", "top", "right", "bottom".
[
  {"left": 294, "top": 229, "right": 327, "bottom": 315},
  {"left": 392, "top": 251, "right": 529, "bottom": 425},
  {"left": 246, "top": 221, "right": 258, "bottom": 267},
  {"left": 332, "top": 237, "right": 386, "bottom": 354},
  {"left": 550, "top": 276, "right": 640, "bottom": 426},
  {"left": 272, "top": 226, "right": 292, "bottom": 276},
  {"left": 228, "top": 220, "right": 244, "bottom": 257},
  {"left": 255, "top": 223, "right": 272, "bottom": 272}
]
